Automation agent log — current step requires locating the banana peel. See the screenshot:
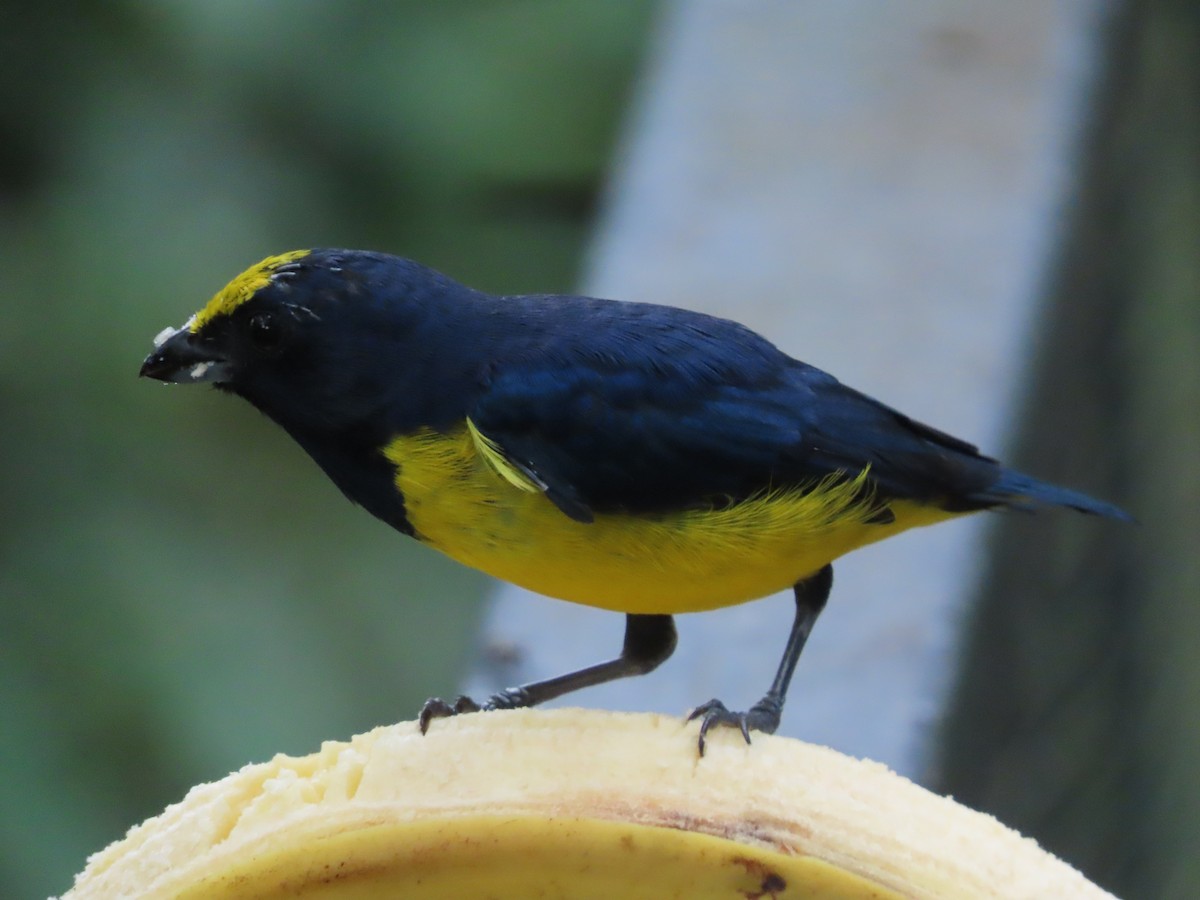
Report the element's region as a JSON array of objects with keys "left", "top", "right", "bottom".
[{"left": 61, "top": 708, "right": 1114, "bottom": 899}]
